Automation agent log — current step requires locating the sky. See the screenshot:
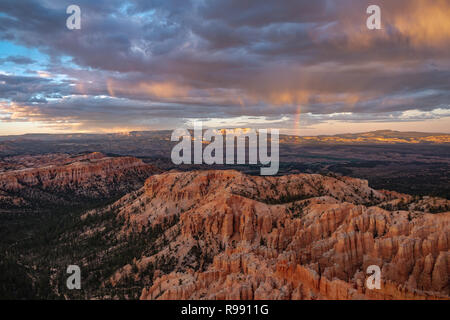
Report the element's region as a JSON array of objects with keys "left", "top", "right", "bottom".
[{"left": 0, "top": 0, "right": 449, "bottom": 135}]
